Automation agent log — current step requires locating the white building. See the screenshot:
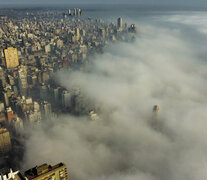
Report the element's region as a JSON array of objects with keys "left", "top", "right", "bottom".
[{"left": 0, "top": 169, "right": 20, "bottom": 180}]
